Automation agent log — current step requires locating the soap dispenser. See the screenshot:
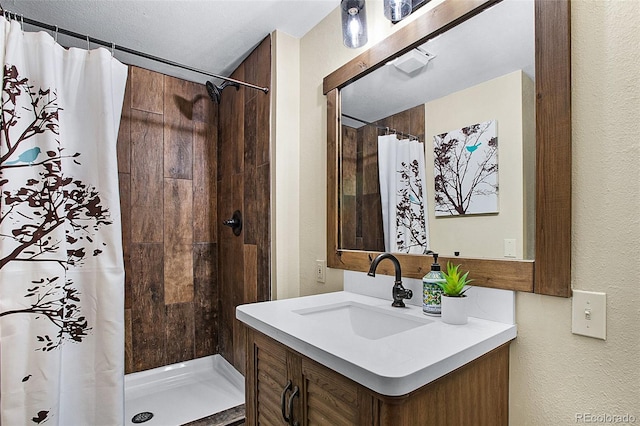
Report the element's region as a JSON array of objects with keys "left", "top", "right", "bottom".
[{"left": 423, "top": 253, "right": 445, "bottom": 316}]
